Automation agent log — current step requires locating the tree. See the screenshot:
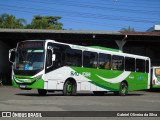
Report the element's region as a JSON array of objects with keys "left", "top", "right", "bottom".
[
  {"left": 15, "top": 18, "right": 27, "bottom": 28},
  {"left": 26, "top": 15, "right": 63, "bottom": 30},
  {"left": 0, "top": 13, "right": 9, "bottom": 28},
  {"left": 120, "top": 26, "right": 135, "bottom": 32},
  {"left": 0, "top": 13, "right": 26, "bottom": 28},
  {"left": 0, "top": 14, "right": 63, "bottom": 30}
]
